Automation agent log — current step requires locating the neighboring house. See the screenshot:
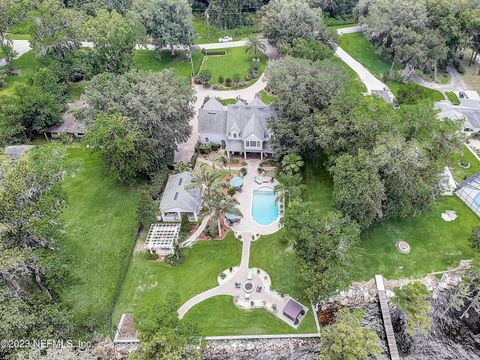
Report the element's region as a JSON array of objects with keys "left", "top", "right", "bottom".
[
  {"left": 3, "top": 145, "right": 34, "bottom": 160},
  {"left": 47, "top": 101, "right": 88, "bottom": 138},
  {"left": 159, "top": 172, "right": 202, "bottom": 222},
  {"left": 436, "top": 99, "right": 480, "bottom": 134},
  {"left": 198, "top": 96, "right": 274, "bottom": 159},
  {"left": 47, "top": 116, "right": 87, "bottom": 138}
]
